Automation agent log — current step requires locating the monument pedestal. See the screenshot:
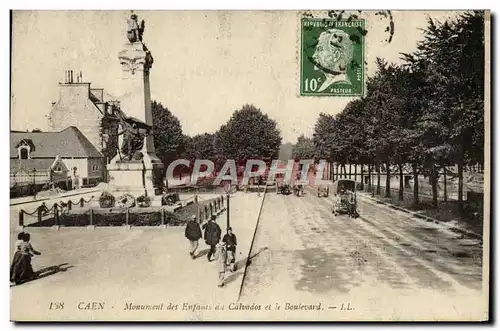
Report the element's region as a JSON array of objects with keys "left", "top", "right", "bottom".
[{"left": 107, "top": 159, "right": 163, "bottom": 198}]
